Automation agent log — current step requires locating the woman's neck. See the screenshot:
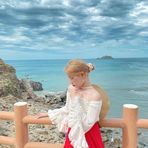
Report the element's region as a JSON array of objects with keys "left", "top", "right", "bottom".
[{"left": 81, "top": 79, "right": 92, "bottom": 89}]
